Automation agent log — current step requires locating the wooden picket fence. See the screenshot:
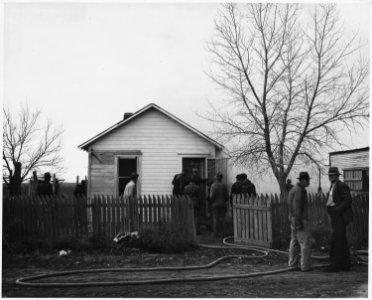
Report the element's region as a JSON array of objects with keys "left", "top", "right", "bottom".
[
  {"left": 3, "top": 195, "right": 88, "bottom": 239},
  {"left": 233, "top": 193, "right": 369, "bottom": 248},
  {"left": 3, "top": 194, "right": 195, "bottom": 243},
  {"left": 91, "top": 195, "right": 195, "bottom": 242},
  {"left": 233, "top": 194, "right": 273, "bottom": 247}
]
